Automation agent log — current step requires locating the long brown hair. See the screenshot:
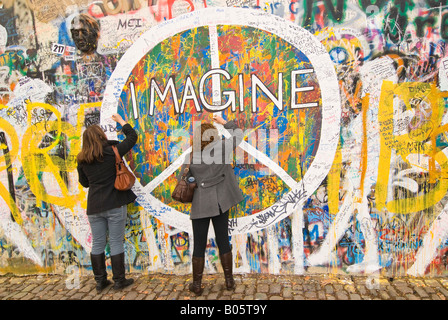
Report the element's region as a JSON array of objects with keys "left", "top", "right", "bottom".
[
  {"left": 193, "top": 122, "right": 219, "bottom": 151},
  {"left": 77, "top": 125, "right": 108, "bottom": 163}
]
